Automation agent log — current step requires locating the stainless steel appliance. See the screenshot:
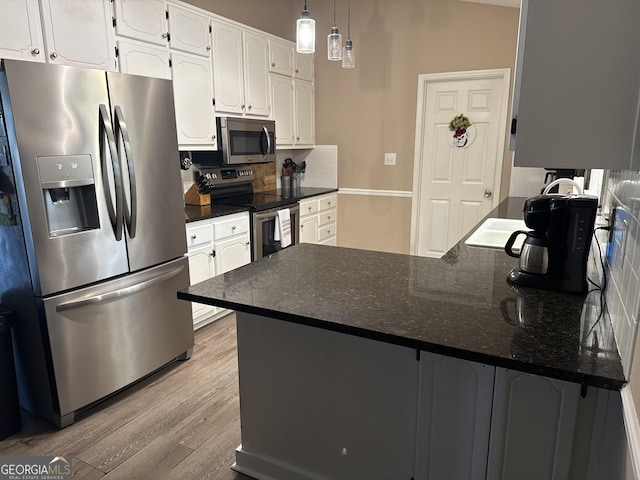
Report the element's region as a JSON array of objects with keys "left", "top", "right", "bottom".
[
  {"left": 0, "top": 59, "right": 193, "bottom": 427},
  {"left": 505, "top": 194, "right": 598, "bottom": 293},
  {"left": 187, "top": 117, "right": 276, "bottom": 166},
  {"left": 198, "top": 166, "right": 299, "bottom": 260}
]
